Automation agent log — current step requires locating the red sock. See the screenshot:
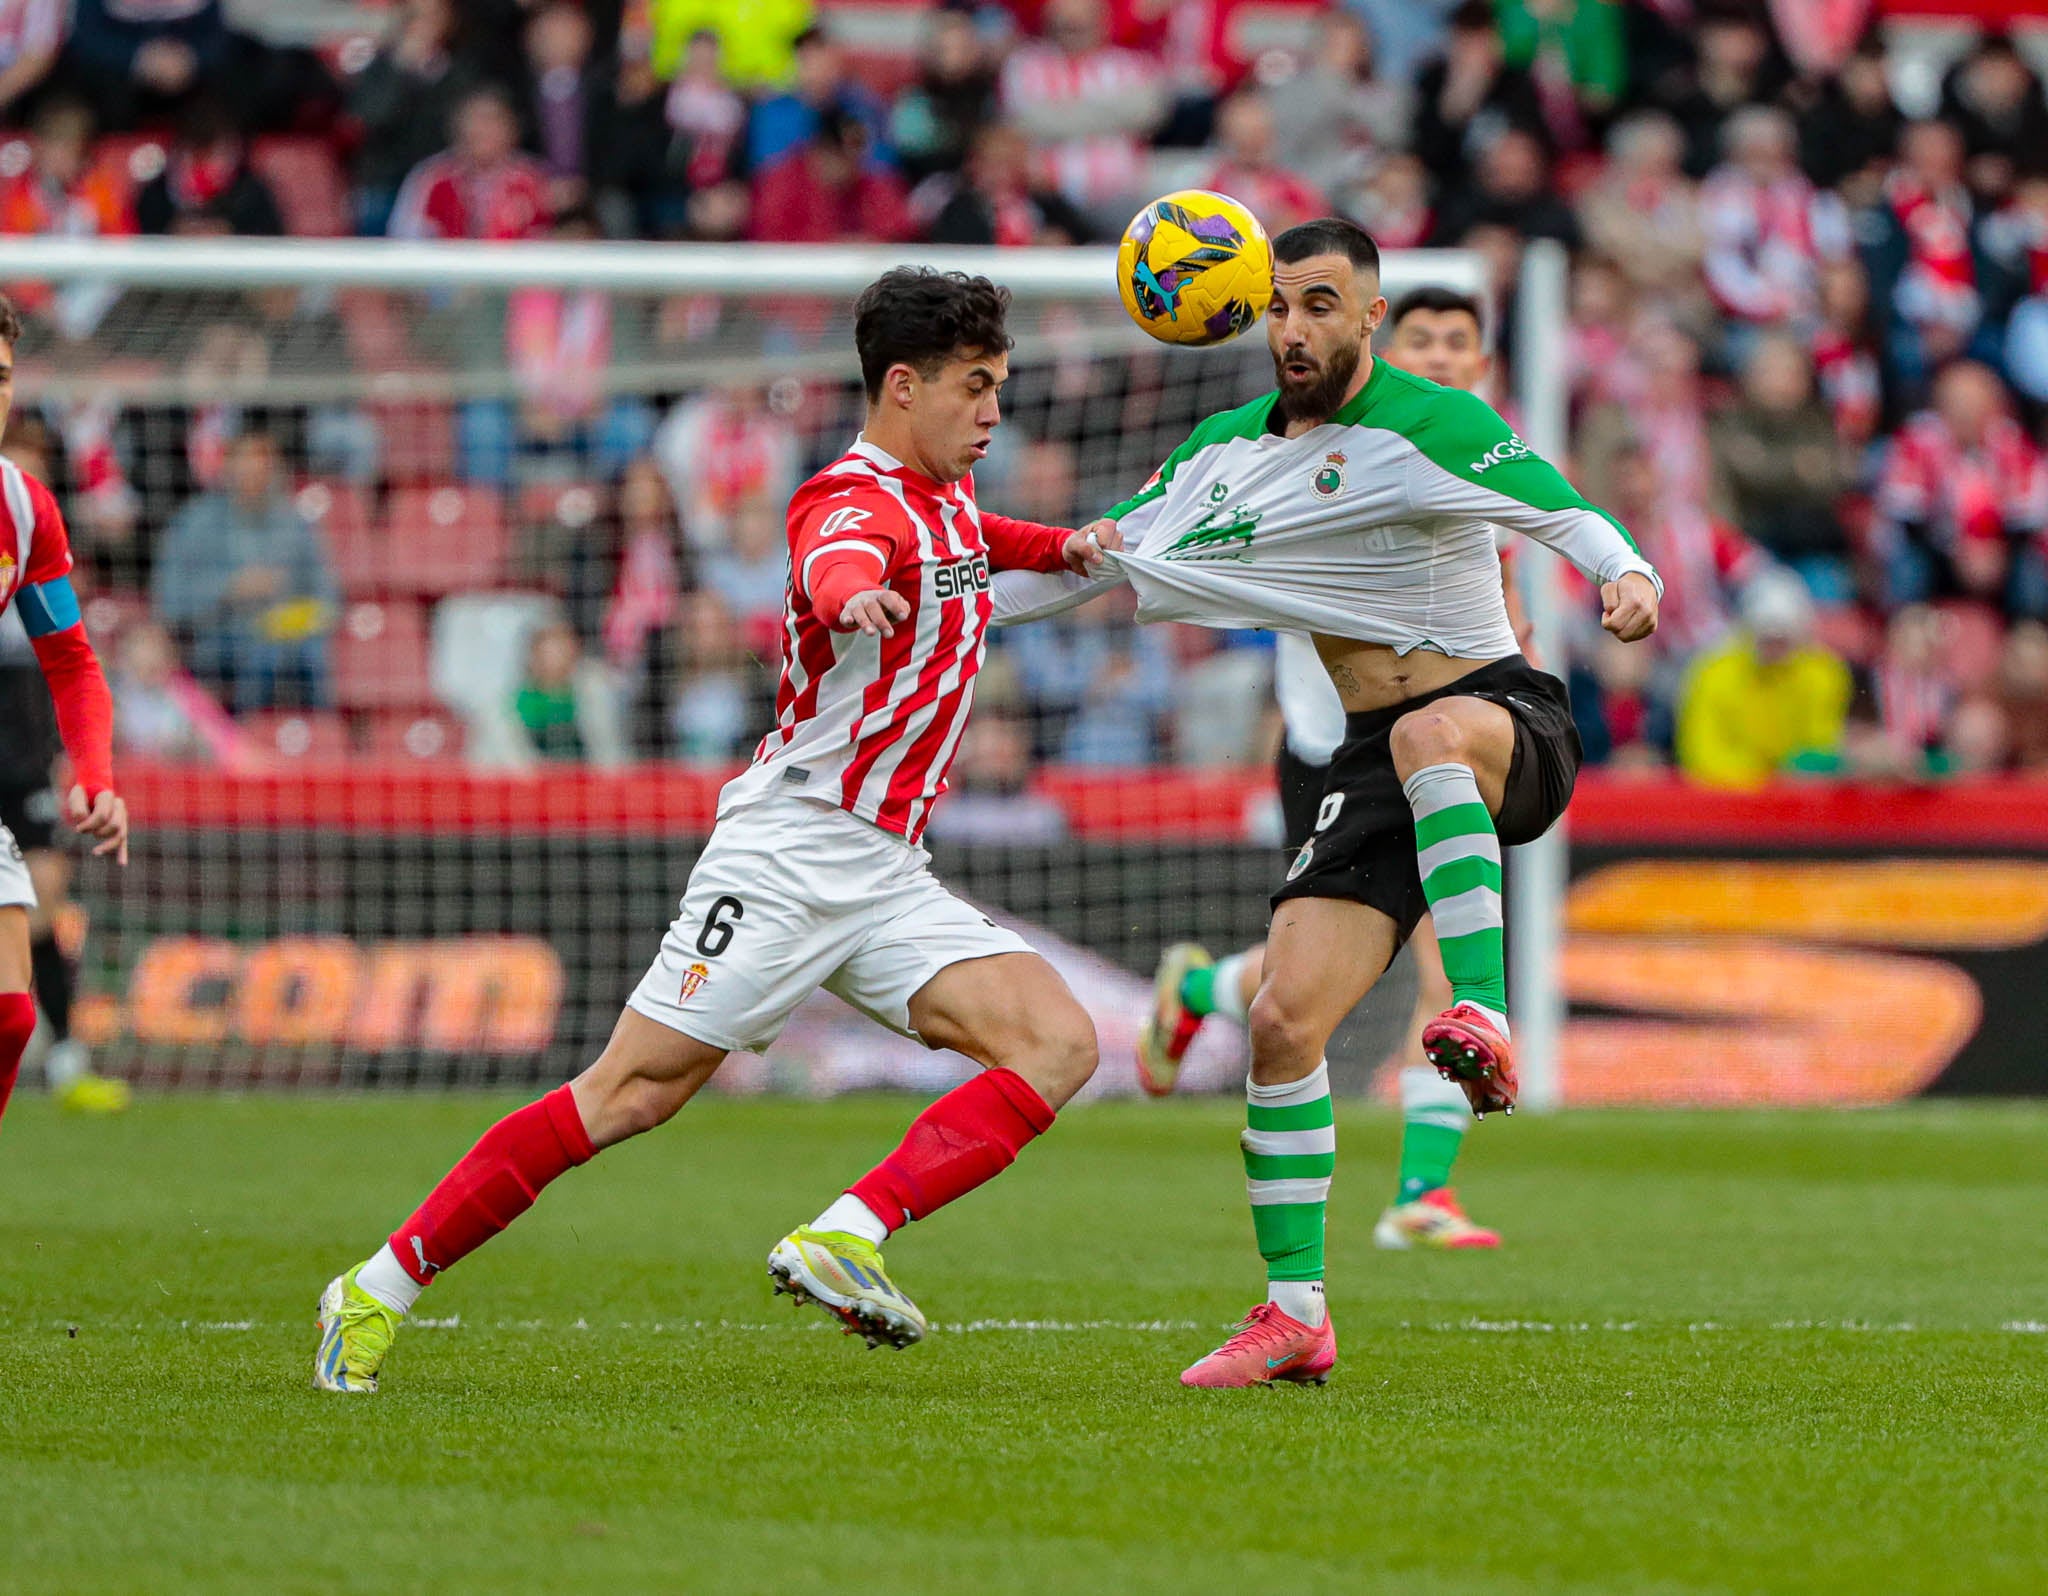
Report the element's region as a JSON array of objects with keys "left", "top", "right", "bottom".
[
  {"left": 0, "top": 993, "right": 33, "bottom": 1129},
  {"left": 389, "top": 1083, "right": 594, "bottom": 1285},
  {"left": 849, "top": 1067, "right": 1056, "bottom": 1230}
]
